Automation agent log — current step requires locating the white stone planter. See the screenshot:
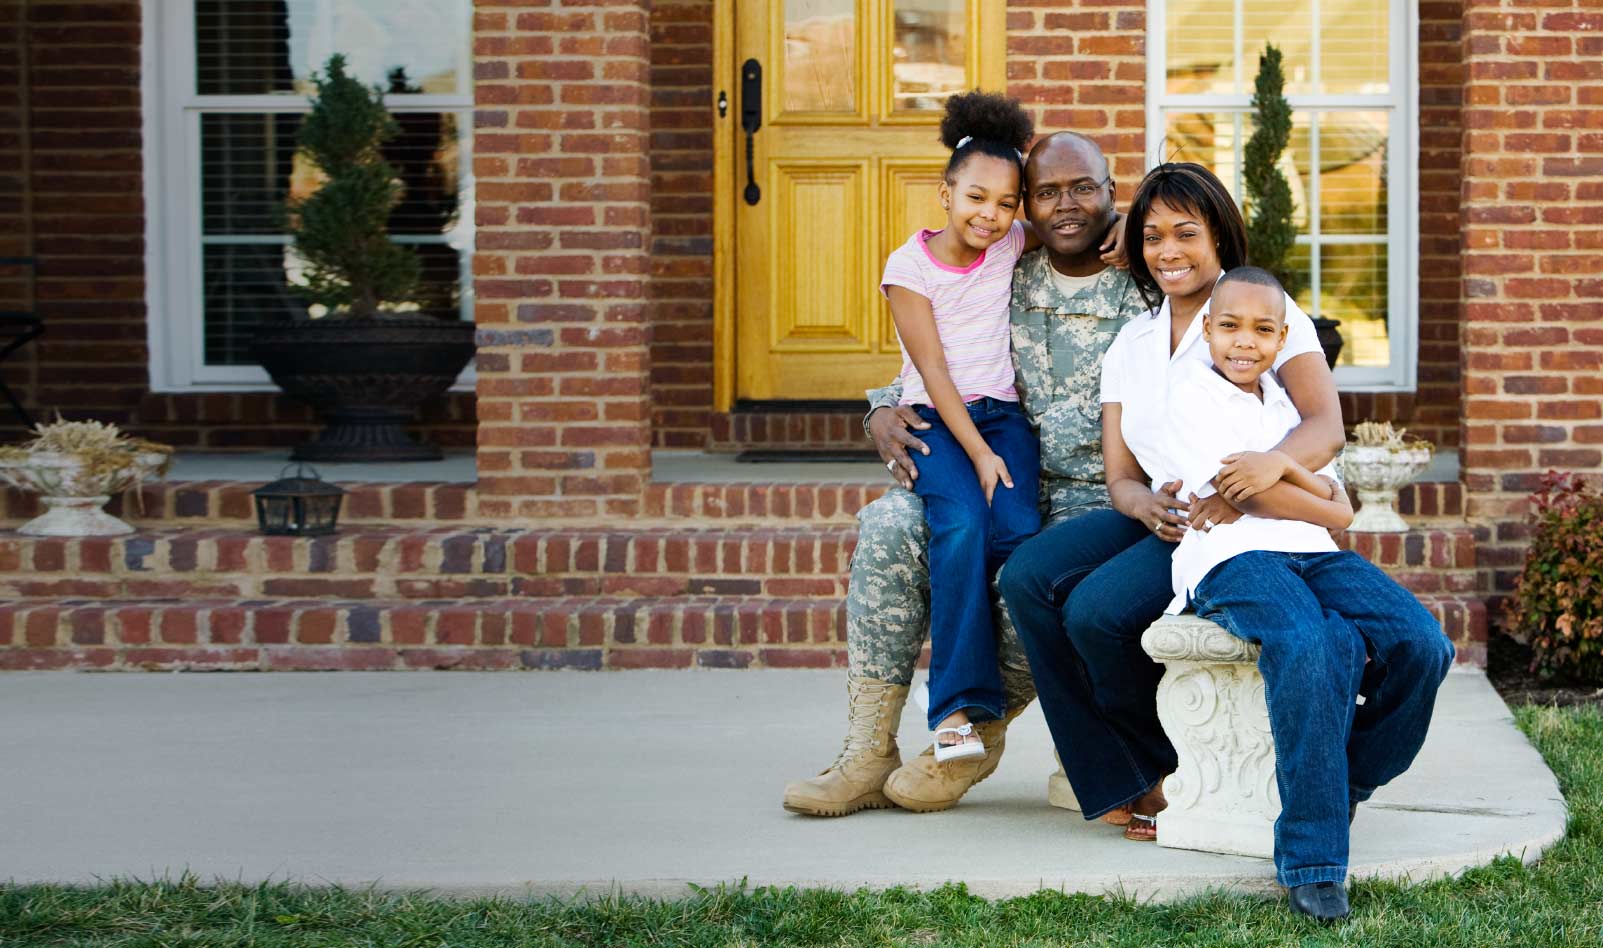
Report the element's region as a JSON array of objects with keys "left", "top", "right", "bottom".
[
  {"left": 0, "top": 451, "right": 169, "bottom": 536},
  {"left": 1141, "top": 613, "right": 1277, "bottom": 859},
  {"left": 1341, "top": 443, "right": 1432, "bottom": 533}
]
